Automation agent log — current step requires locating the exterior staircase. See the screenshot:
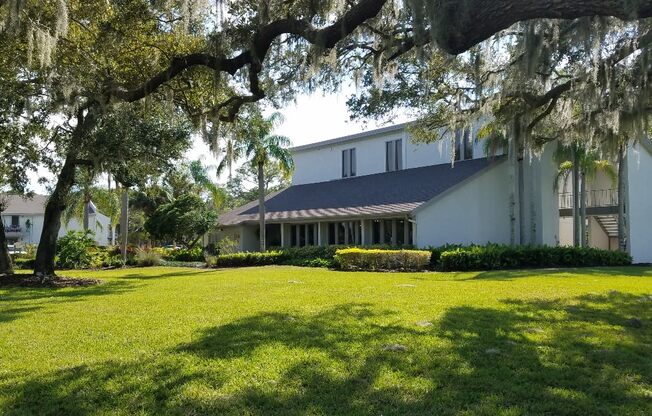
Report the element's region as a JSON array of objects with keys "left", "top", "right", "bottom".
[{"left": 595, "top": 215, "right": 619, "bottom": 237}]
